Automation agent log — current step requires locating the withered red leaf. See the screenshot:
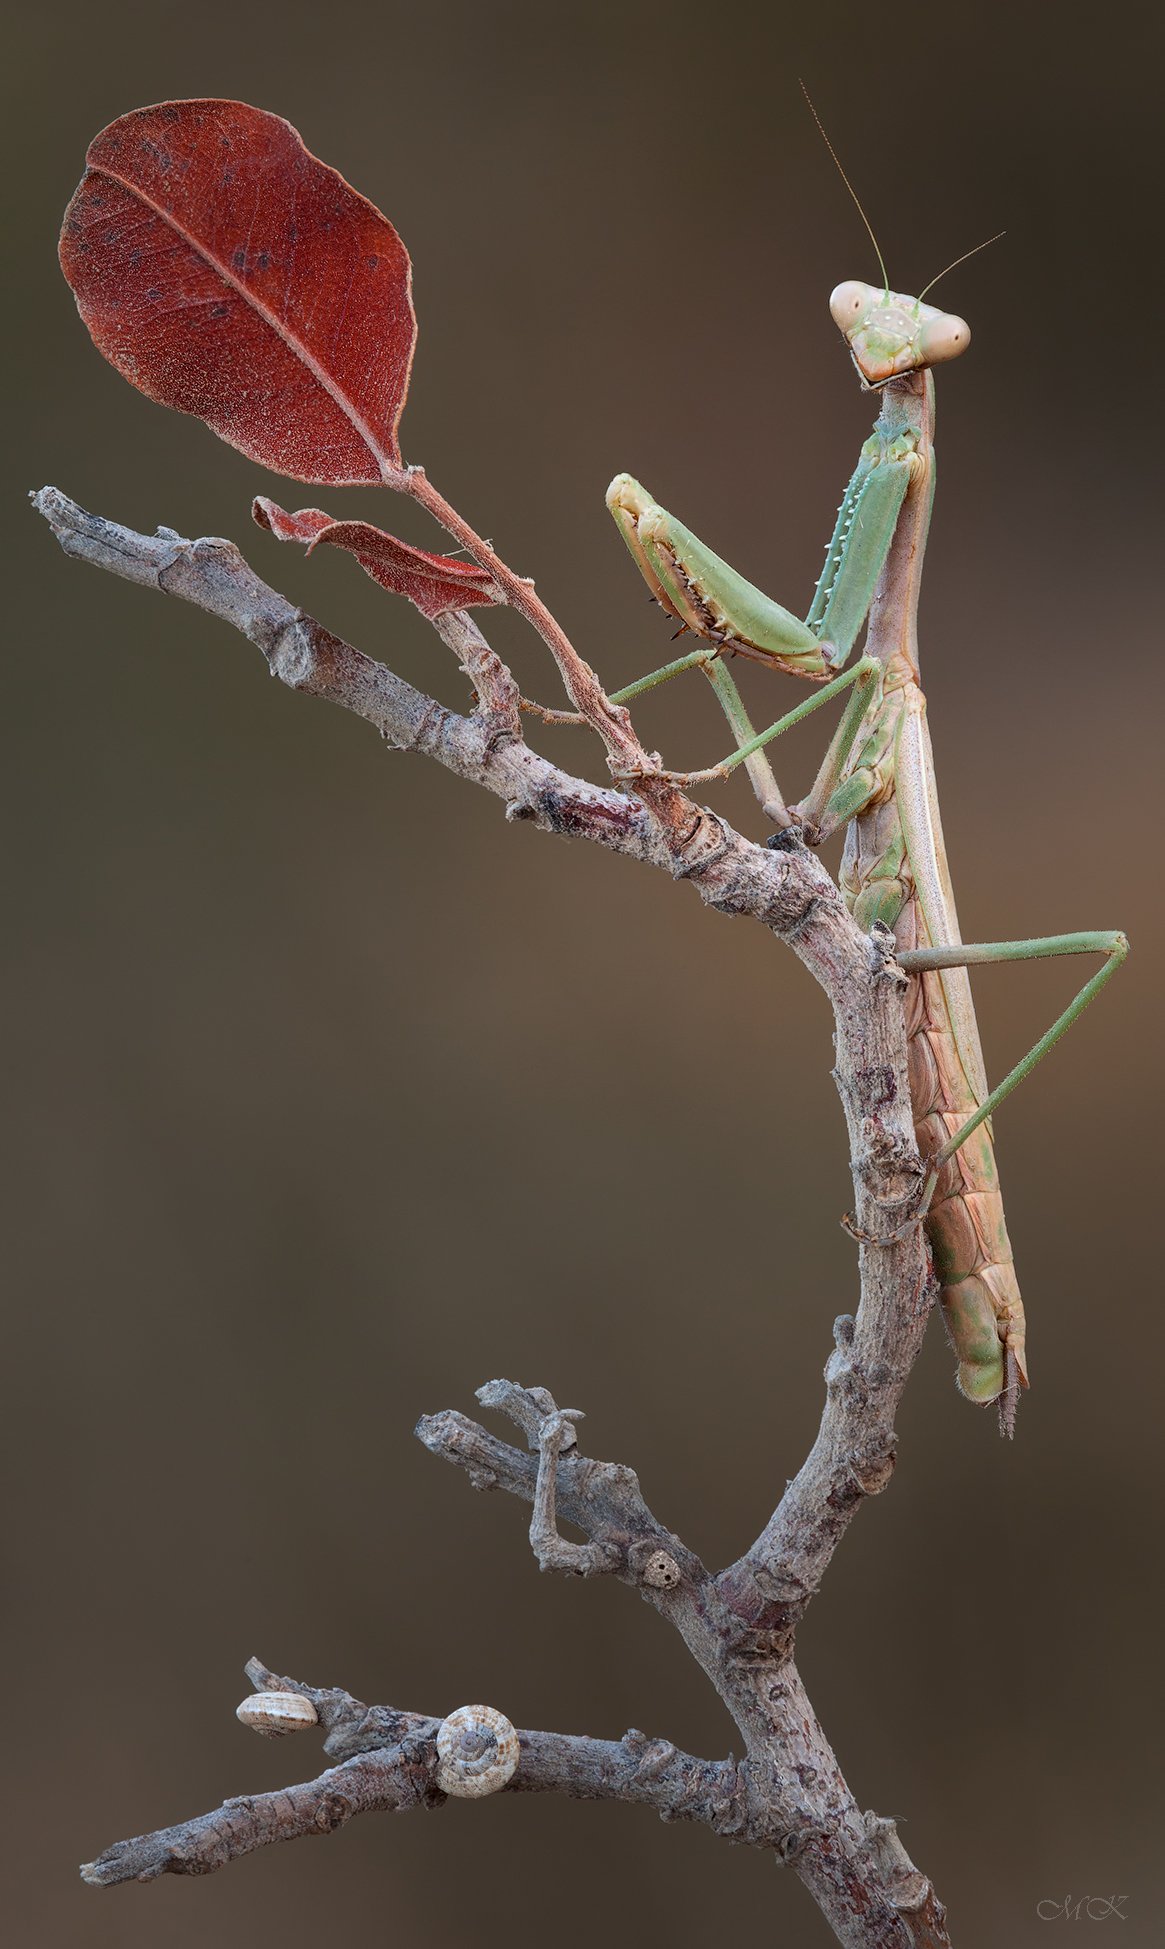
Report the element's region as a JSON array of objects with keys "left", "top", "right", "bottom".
[
  {"left": 253, "top": 498, "right": 502, "bottom": 622},
  {"left": 60, "top": 100, "right": 416, "bottom": 484}
]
